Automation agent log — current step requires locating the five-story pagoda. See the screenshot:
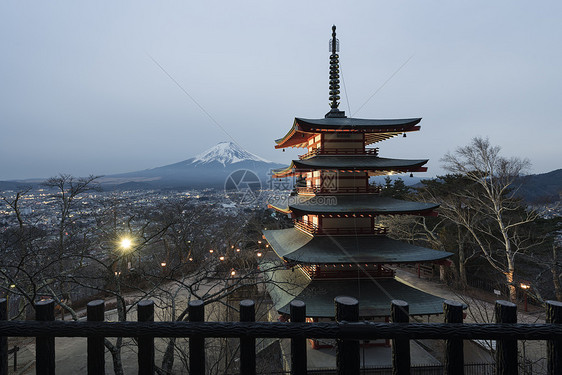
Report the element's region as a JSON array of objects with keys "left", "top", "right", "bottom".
[{"left": 262, "top": 26, "right": 452, "bottom": 347}]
